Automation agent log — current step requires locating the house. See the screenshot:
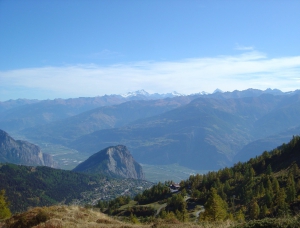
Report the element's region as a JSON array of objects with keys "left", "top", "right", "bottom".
[{"left": 169, "top": 183, "right": 181, "bottom": 192}]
